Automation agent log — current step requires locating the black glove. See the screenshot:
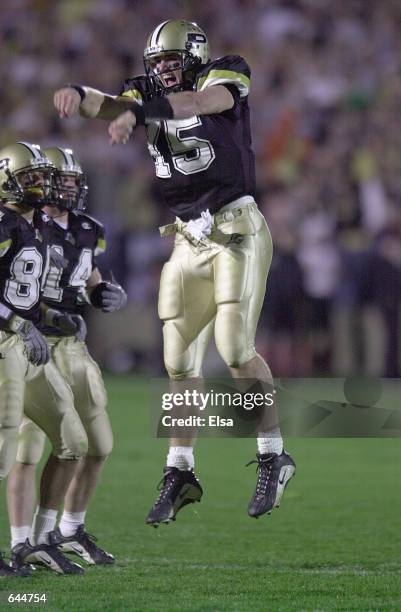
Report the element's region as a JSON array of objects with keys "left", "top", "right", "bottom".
[
  {"left": 11, "top": 318, "right": 50, "bottom": 366},
  {"left": 44, "top": 309, "right": 87, "bottom": 341},
  {"left": 90, "top": 280, "right": 127, "bottom": 313}
]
